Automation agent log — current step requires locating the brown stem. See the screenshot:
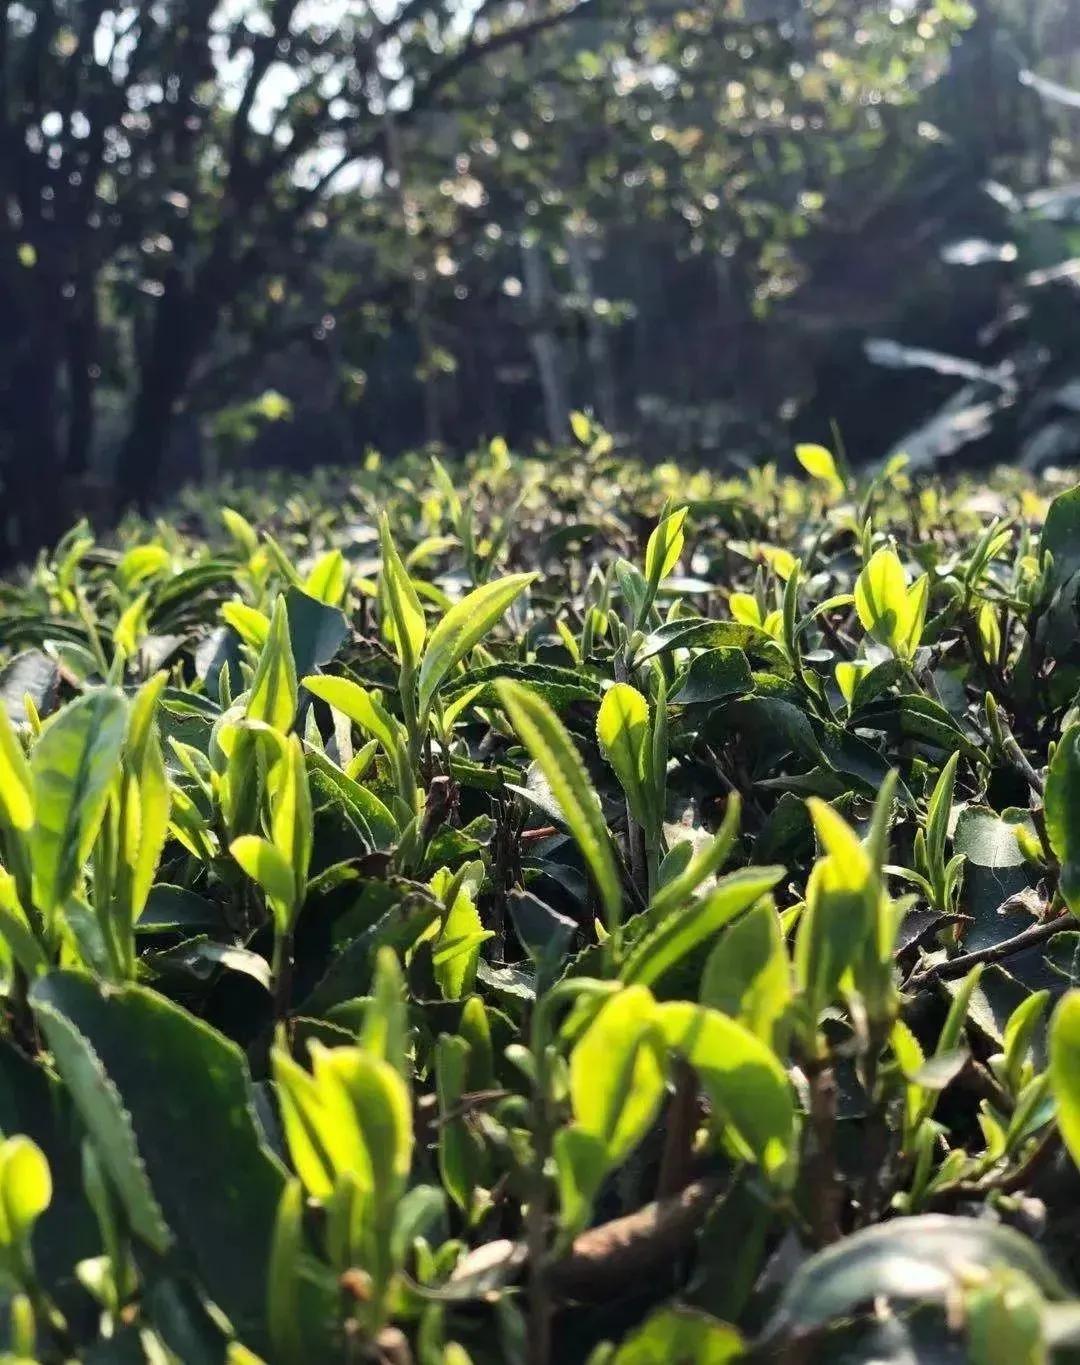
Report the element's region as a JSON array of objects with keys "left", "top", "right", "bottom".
[
  {"left": 656, "top": 1061, "right": 698, "bottom": 1199},
  {"left": 803, "top": 1055, "right": 841, "bottom": 1247},
  {"left": 548, "top": 1178, "right": 722, "bottom": 1300},
  {"left": 904, "top": 912, "right": 1067, "bottom": 991},
  {"left": 526, "top": 1089, "right": 552, "bottom": 1365}
]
